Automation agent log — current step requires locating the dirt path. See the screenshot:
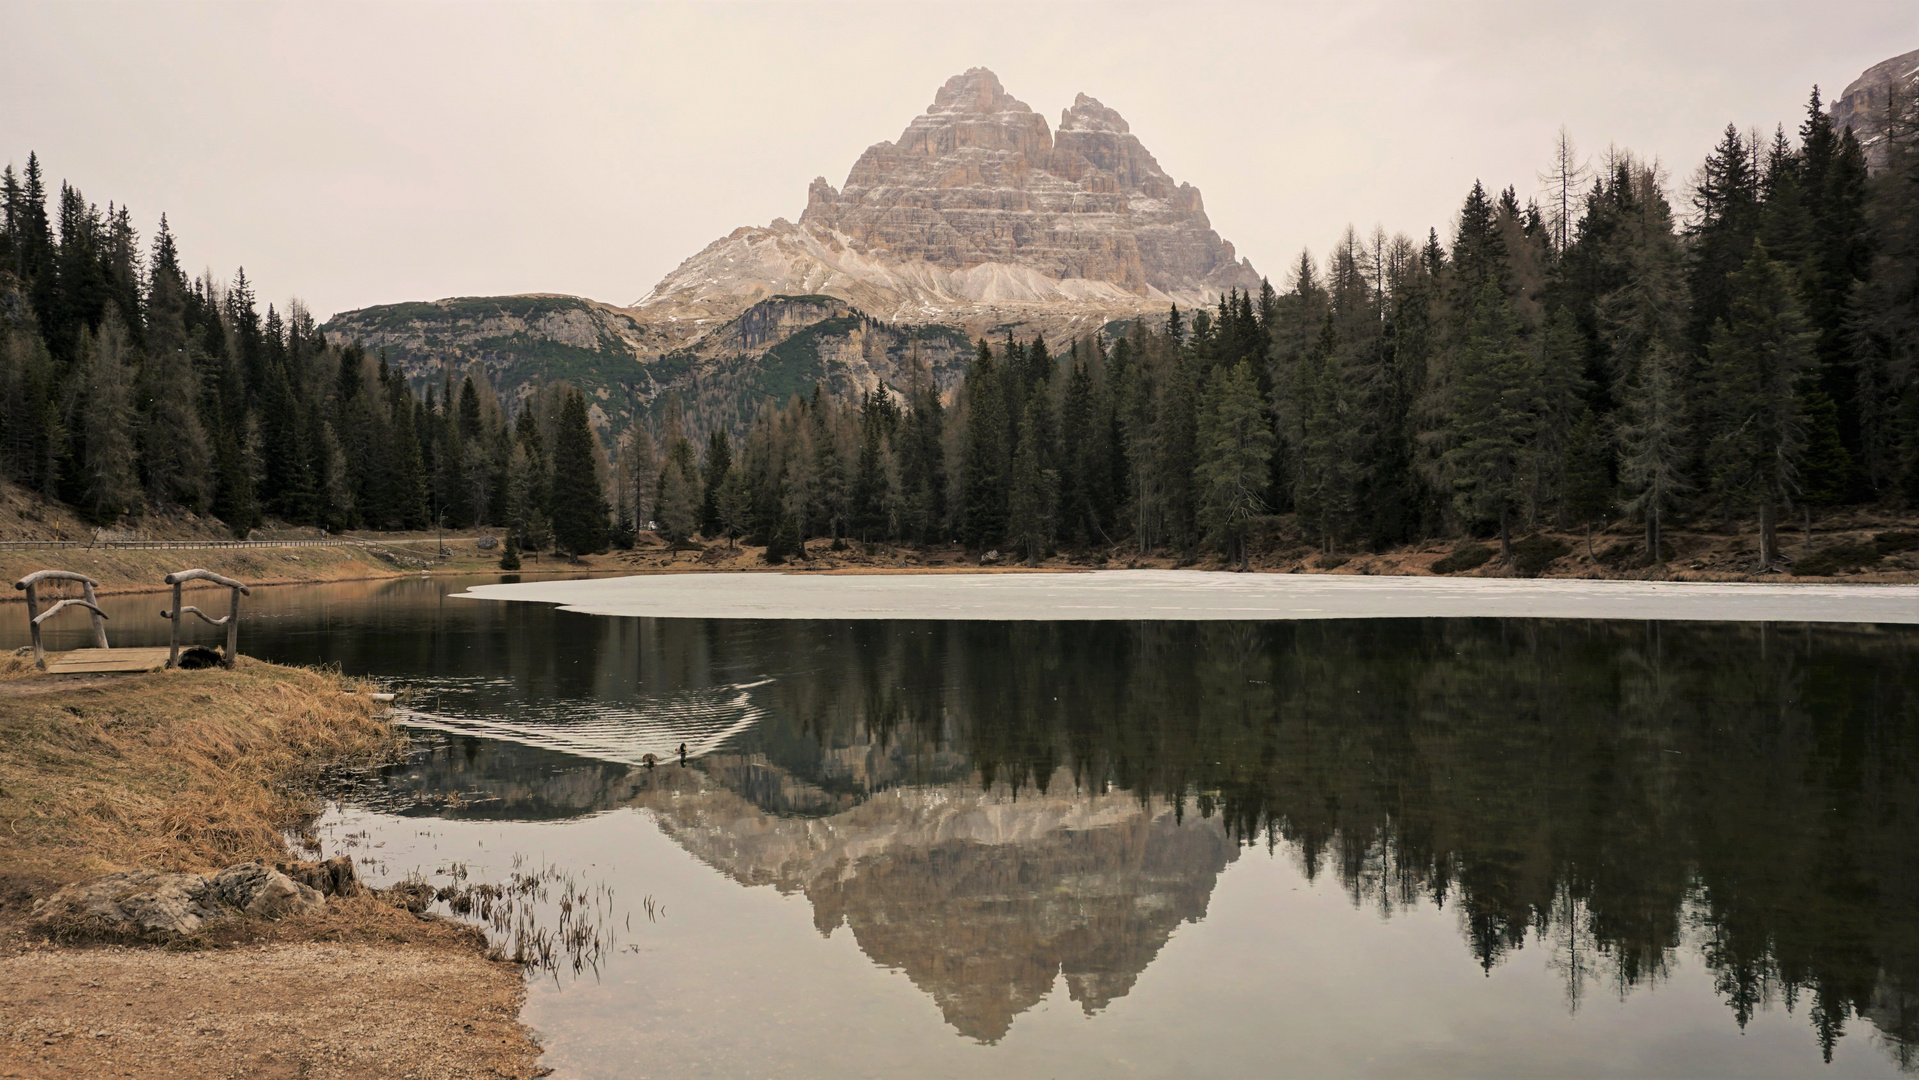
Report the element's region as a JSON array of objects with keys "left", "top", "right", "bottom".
[{"left": 0, "top": 936, "right": 542, "bottom": 1079}]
